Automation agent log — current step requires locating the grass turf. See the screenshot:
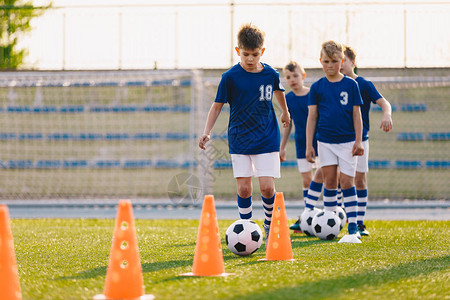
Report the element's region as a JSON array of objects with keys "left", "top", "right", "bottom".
[{"left": 11, "top": 218, "right": 450, "bottom": 300}]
